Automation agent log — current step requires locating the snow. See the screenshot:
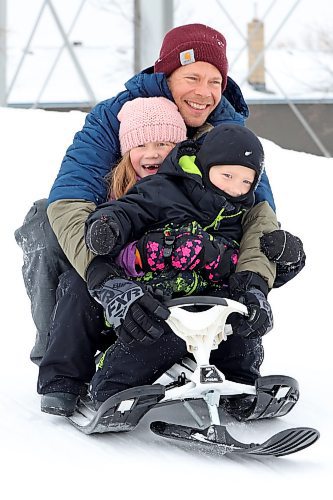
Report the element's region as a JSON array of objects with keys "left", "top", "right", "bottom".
[{"left": 1, "top": 106, "right": 333, "bottom": 498}]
